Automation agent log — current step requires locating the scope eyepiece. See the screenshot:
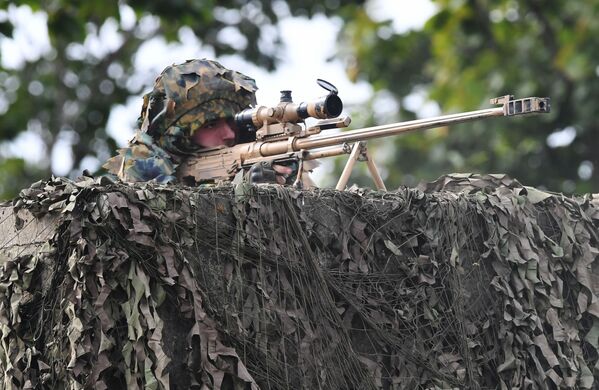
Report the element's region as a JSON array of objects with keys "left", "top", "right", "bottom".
[{"left": 234, "top": 108, "right": 256, "bottom": 133}]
